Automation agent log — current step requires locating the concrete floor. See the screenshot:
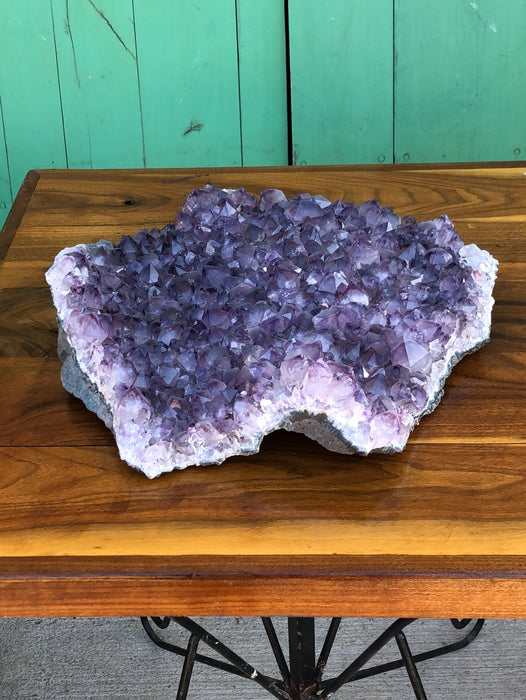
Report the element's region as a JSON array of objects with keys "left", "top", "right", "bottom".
[{"left": 0, "top": 617, "right": 524, "bottom": 699}]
